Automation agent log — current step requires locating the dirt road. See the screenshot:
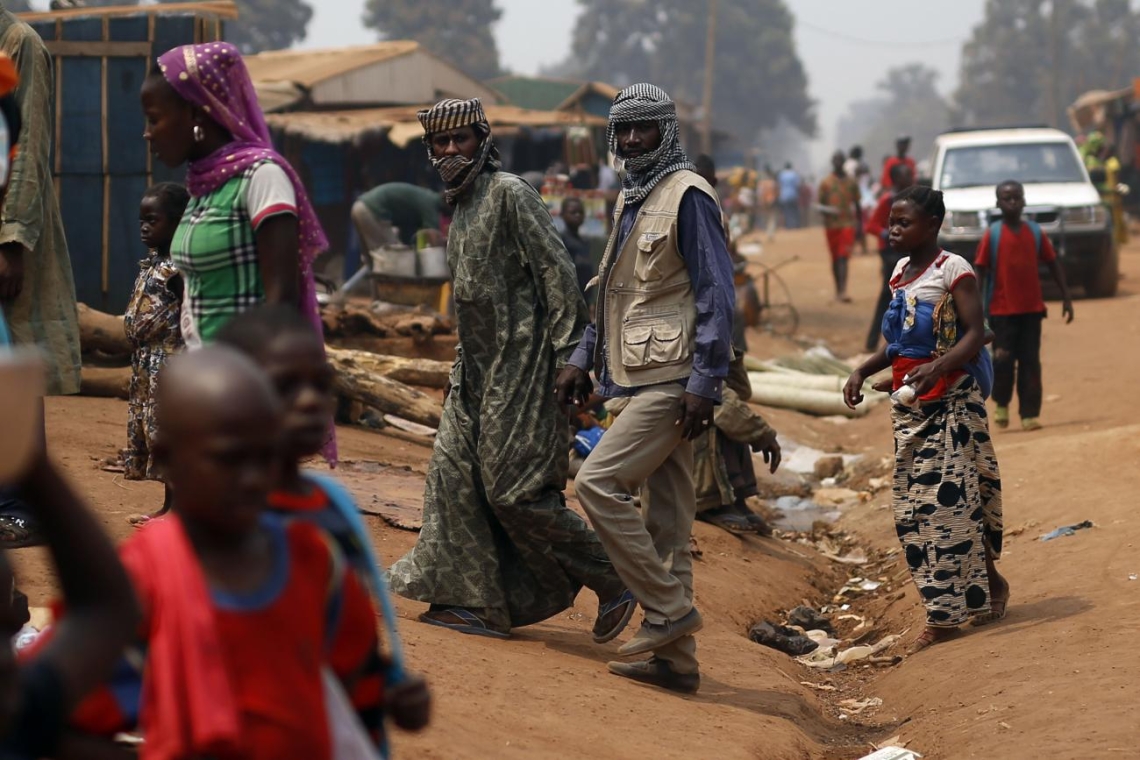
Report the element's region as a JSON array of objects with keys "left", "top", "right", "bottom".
[{"left": 9, "top": 228, "right": 1138, "bottom": 759}]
